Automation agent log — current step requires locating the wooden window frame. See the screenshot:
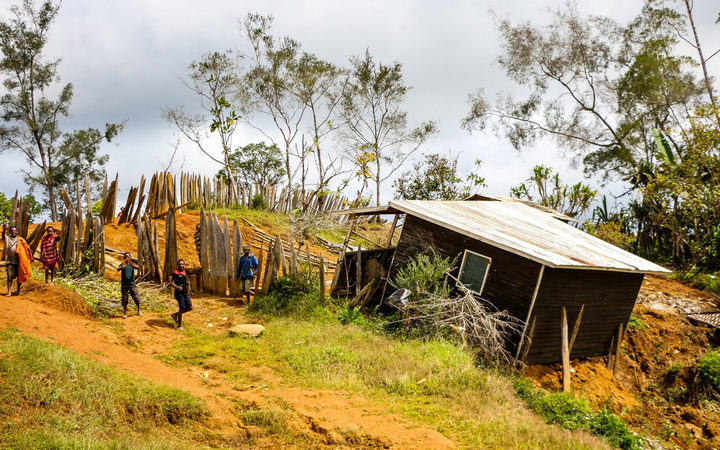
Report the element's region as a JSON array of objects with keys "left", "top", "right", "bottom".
[{"left": 458, "top": 249, "right": 492, "bottom": 295}]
